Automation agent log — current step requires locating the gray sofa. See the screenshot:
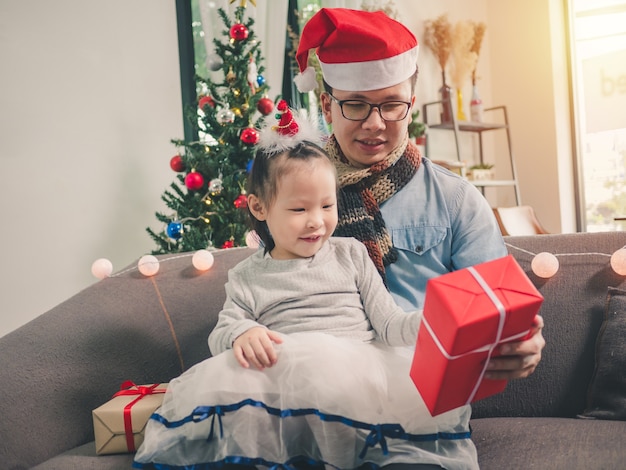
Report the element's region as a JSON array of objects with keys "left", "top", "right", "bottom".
[{"left": 2, "top": 232, "right": 626, "bottom": 470}]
